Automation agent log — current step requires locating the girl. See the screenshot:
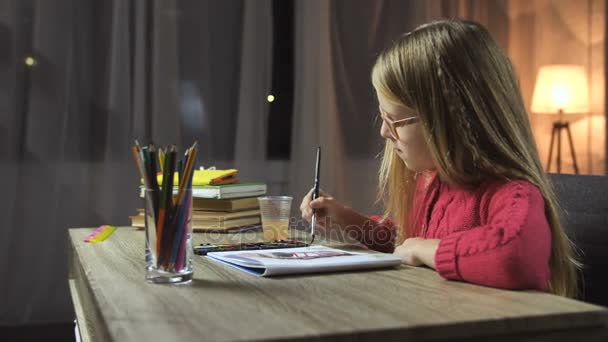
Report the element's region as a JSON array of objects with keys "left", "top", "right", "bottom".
[{"left": 299, "top": 19, "right": 579, "bottom": 297}]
